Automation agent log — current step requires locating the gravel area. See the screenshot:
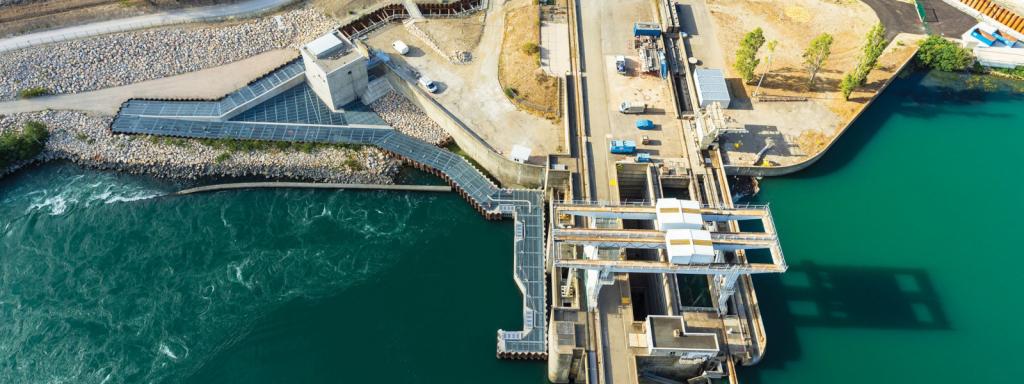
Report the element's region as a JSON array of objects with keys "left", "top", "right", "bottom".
[
  {"left": 0, "top": 8, "right": 336, "bottom": 100},
  {"left": 0, "top": 110, "right": 400, "bottom": 182},
  {"left": 369, "top": 91, "right": 449, "bottom": 146}
]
